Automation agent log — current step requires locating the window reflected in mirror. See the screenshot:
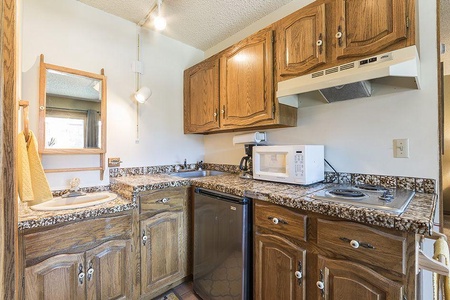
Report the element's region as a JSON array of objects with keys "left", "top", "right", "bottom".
[{"left": 39, "top": 55, "right": 106, "bottom": 155}]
